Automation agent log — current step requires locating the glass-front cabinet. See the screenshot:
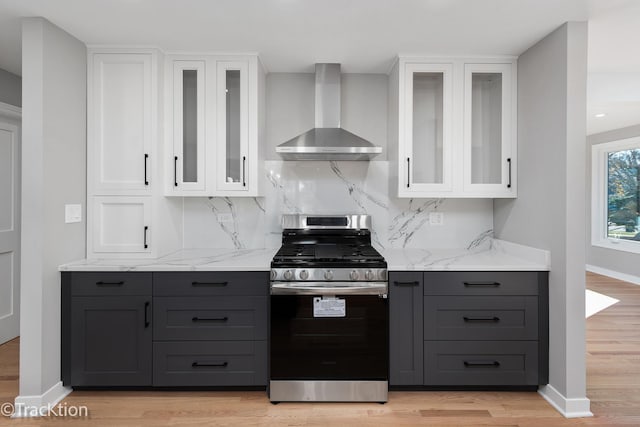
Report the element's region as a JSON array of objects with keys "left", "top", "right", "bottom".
[
  {"left": 391, "top": 56, "right": 516, "bottom": 198},
  {"left": 216, "top": 61, "right": 249, "bottom": 193},
  {"left": 165, "top": 55, "right": 264, "bottom": 197},
  {"left": 403, "top": 63, "right": 453, "bottom": 193},
  {"left": 170, "top": 60, "right": 206, "bottom": 193},
  {"left": 463, "top": 63, "right": 514, "bottom": 195}
]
